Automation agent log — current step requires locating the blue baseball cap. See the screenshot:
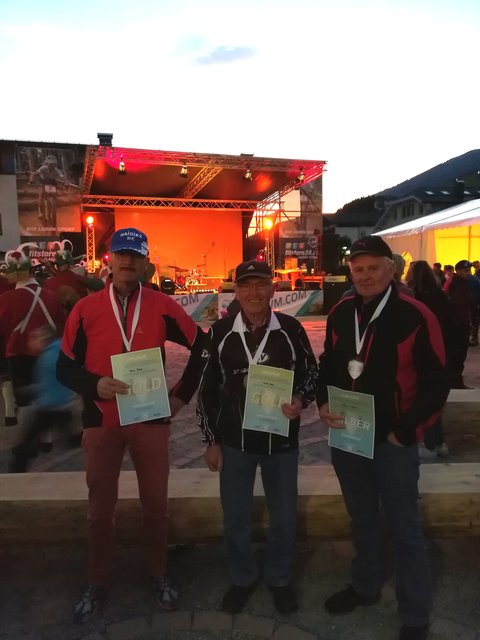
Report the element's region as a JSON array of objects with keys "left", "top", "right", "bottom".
[{"left": 110, "top": 228, "right": 149, "bottom": 256}]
